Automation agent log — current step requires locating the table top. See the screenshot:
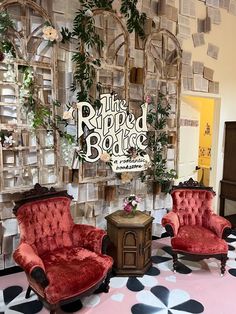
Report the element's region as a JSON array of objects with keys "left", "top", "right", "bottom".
[{"left": 105, "top": 210, "right": 153, "bottom": 228}]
